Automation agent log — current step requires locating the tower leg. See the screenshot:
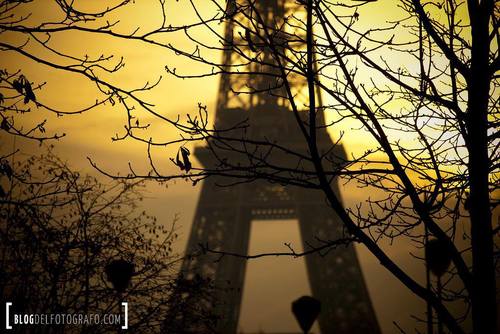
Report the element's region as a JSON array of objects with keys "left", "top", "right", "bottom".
[
  {"left": 296, "top": 190, "right": 381, "bottom": 334},
  {"left": 181, "top": 179, "right": 251, "bottom": 334}
]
